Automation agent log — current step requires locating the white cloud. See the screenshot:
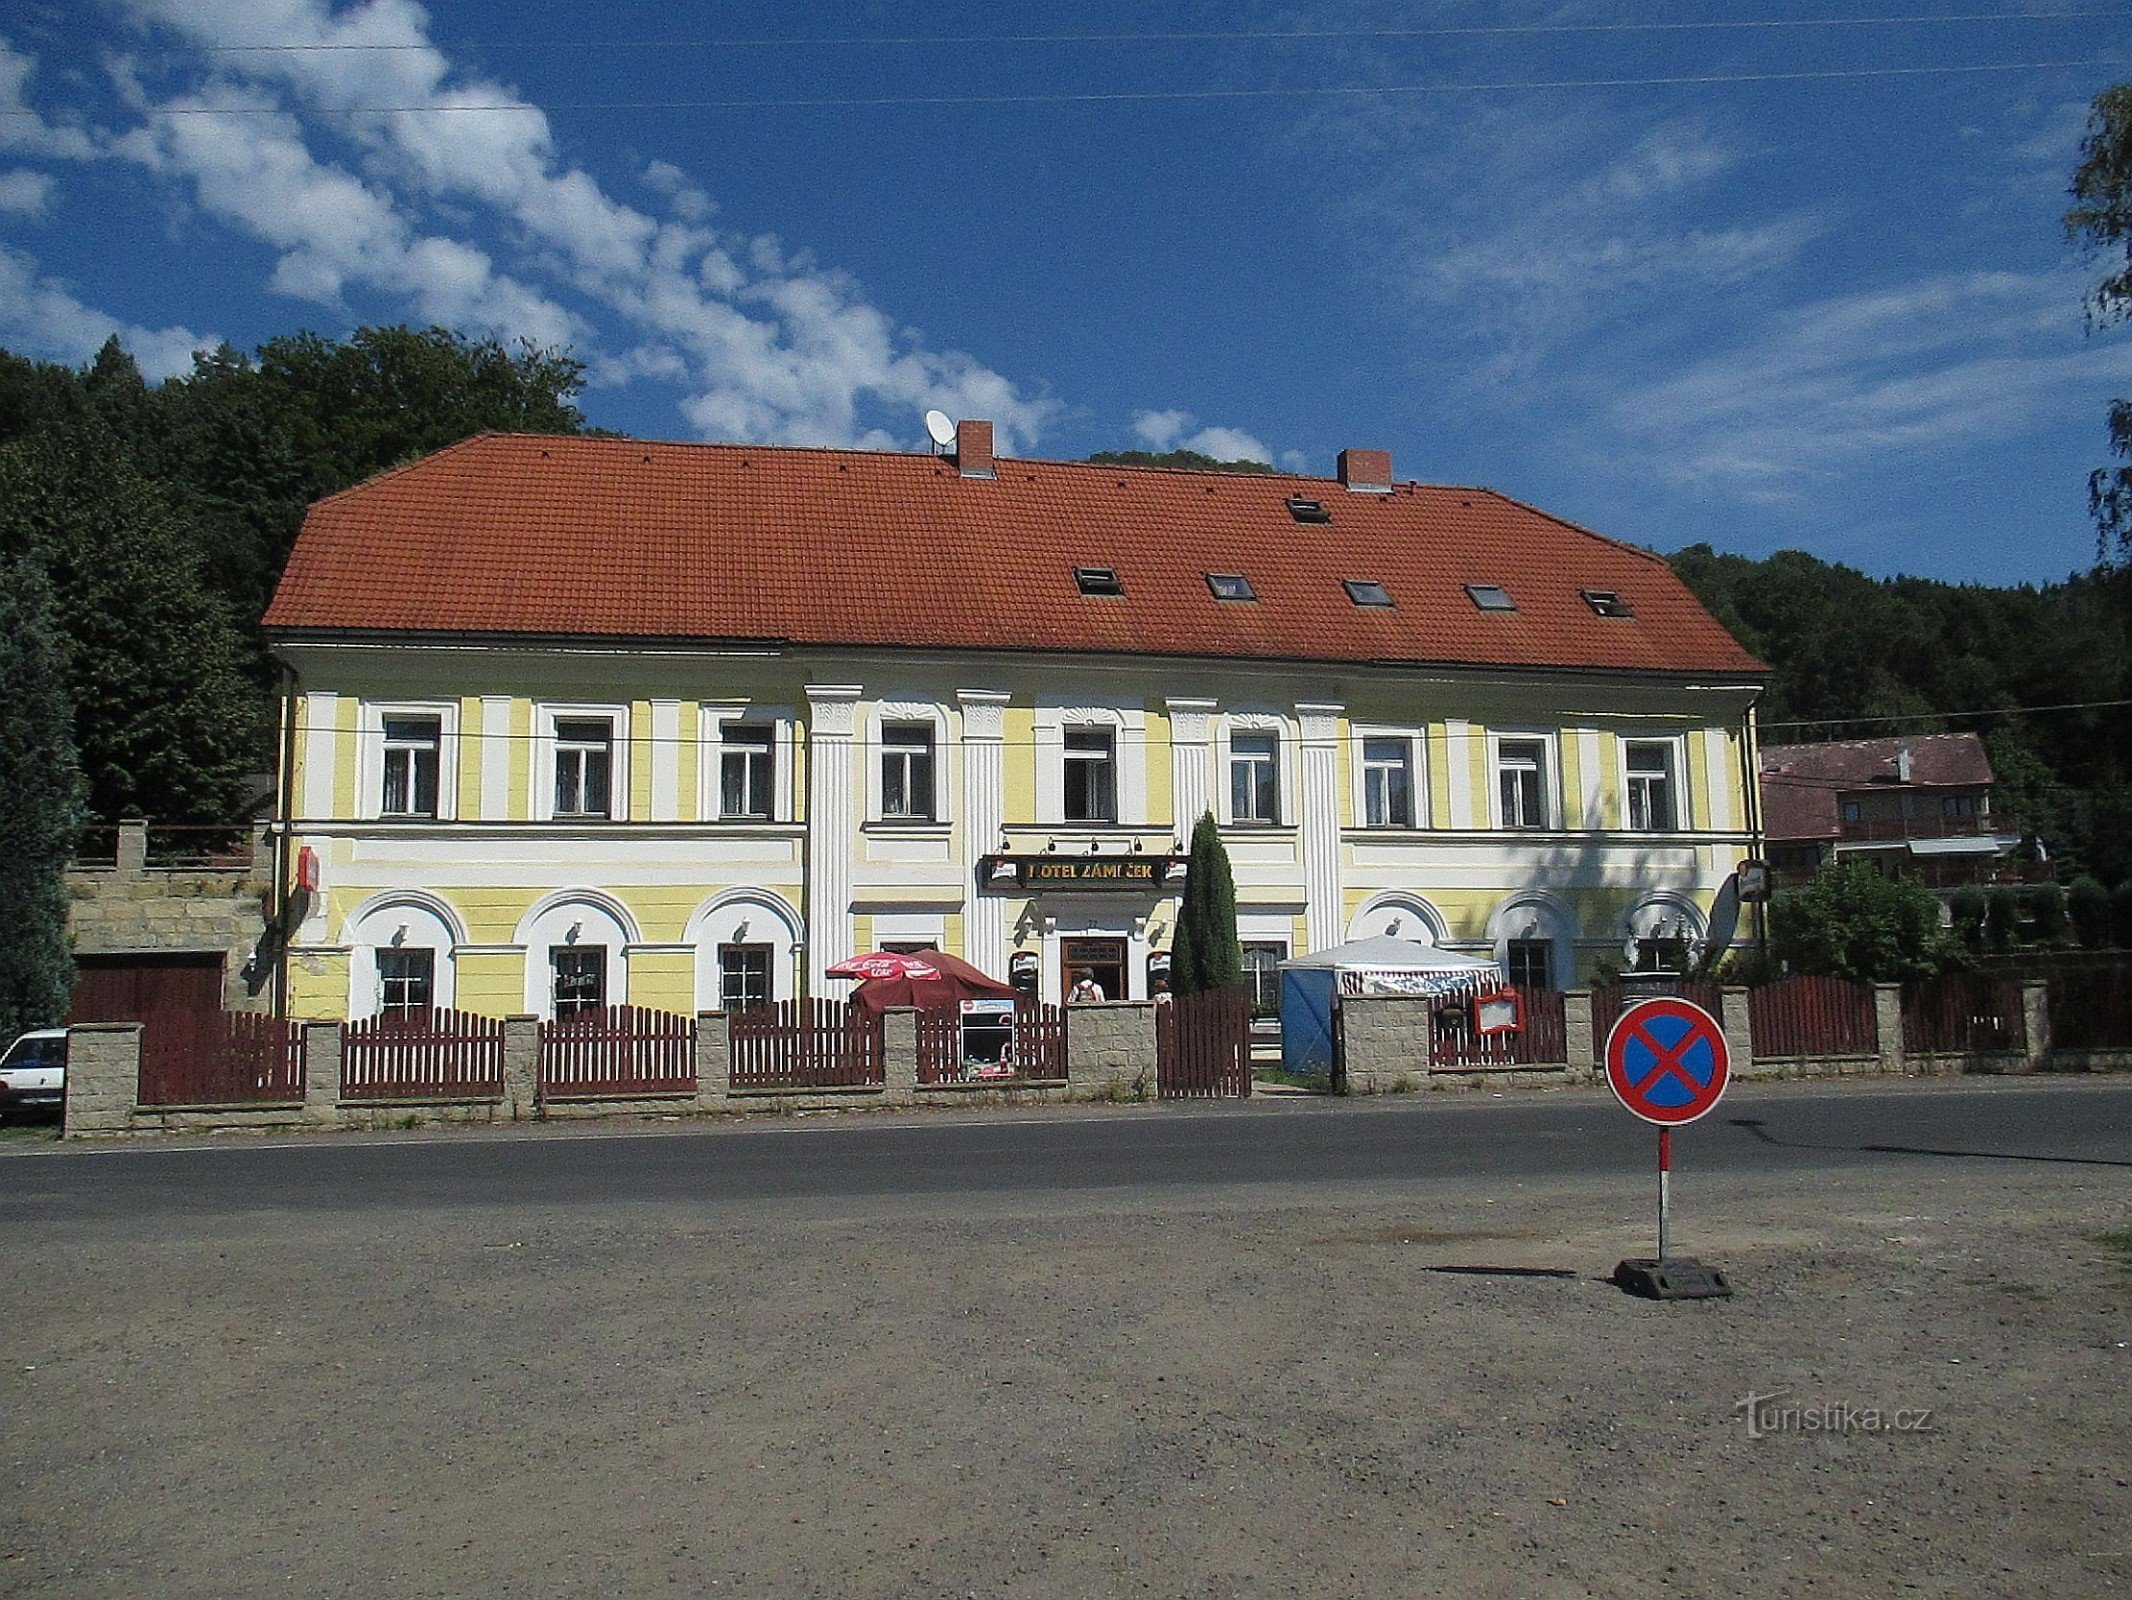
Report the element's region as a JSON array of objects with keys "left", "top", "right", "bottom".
[
  {"left": 109, "top": 0, "right": 1056, "bottom": 451},
  {"left": 0, "top": 42, "right": 99, "bottom": 160},
  {"left": 0, "top": 168, "right": 52, "bottom": 215},
  {"left": 0, "top": 244, "right": 213, "bottom": 376},
  {"left": 1604, "top": 269, "right": 2132, "bottom": 497},
  {"left": 1131, "top": 408, "right": 1271, "bottom": 463}
]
